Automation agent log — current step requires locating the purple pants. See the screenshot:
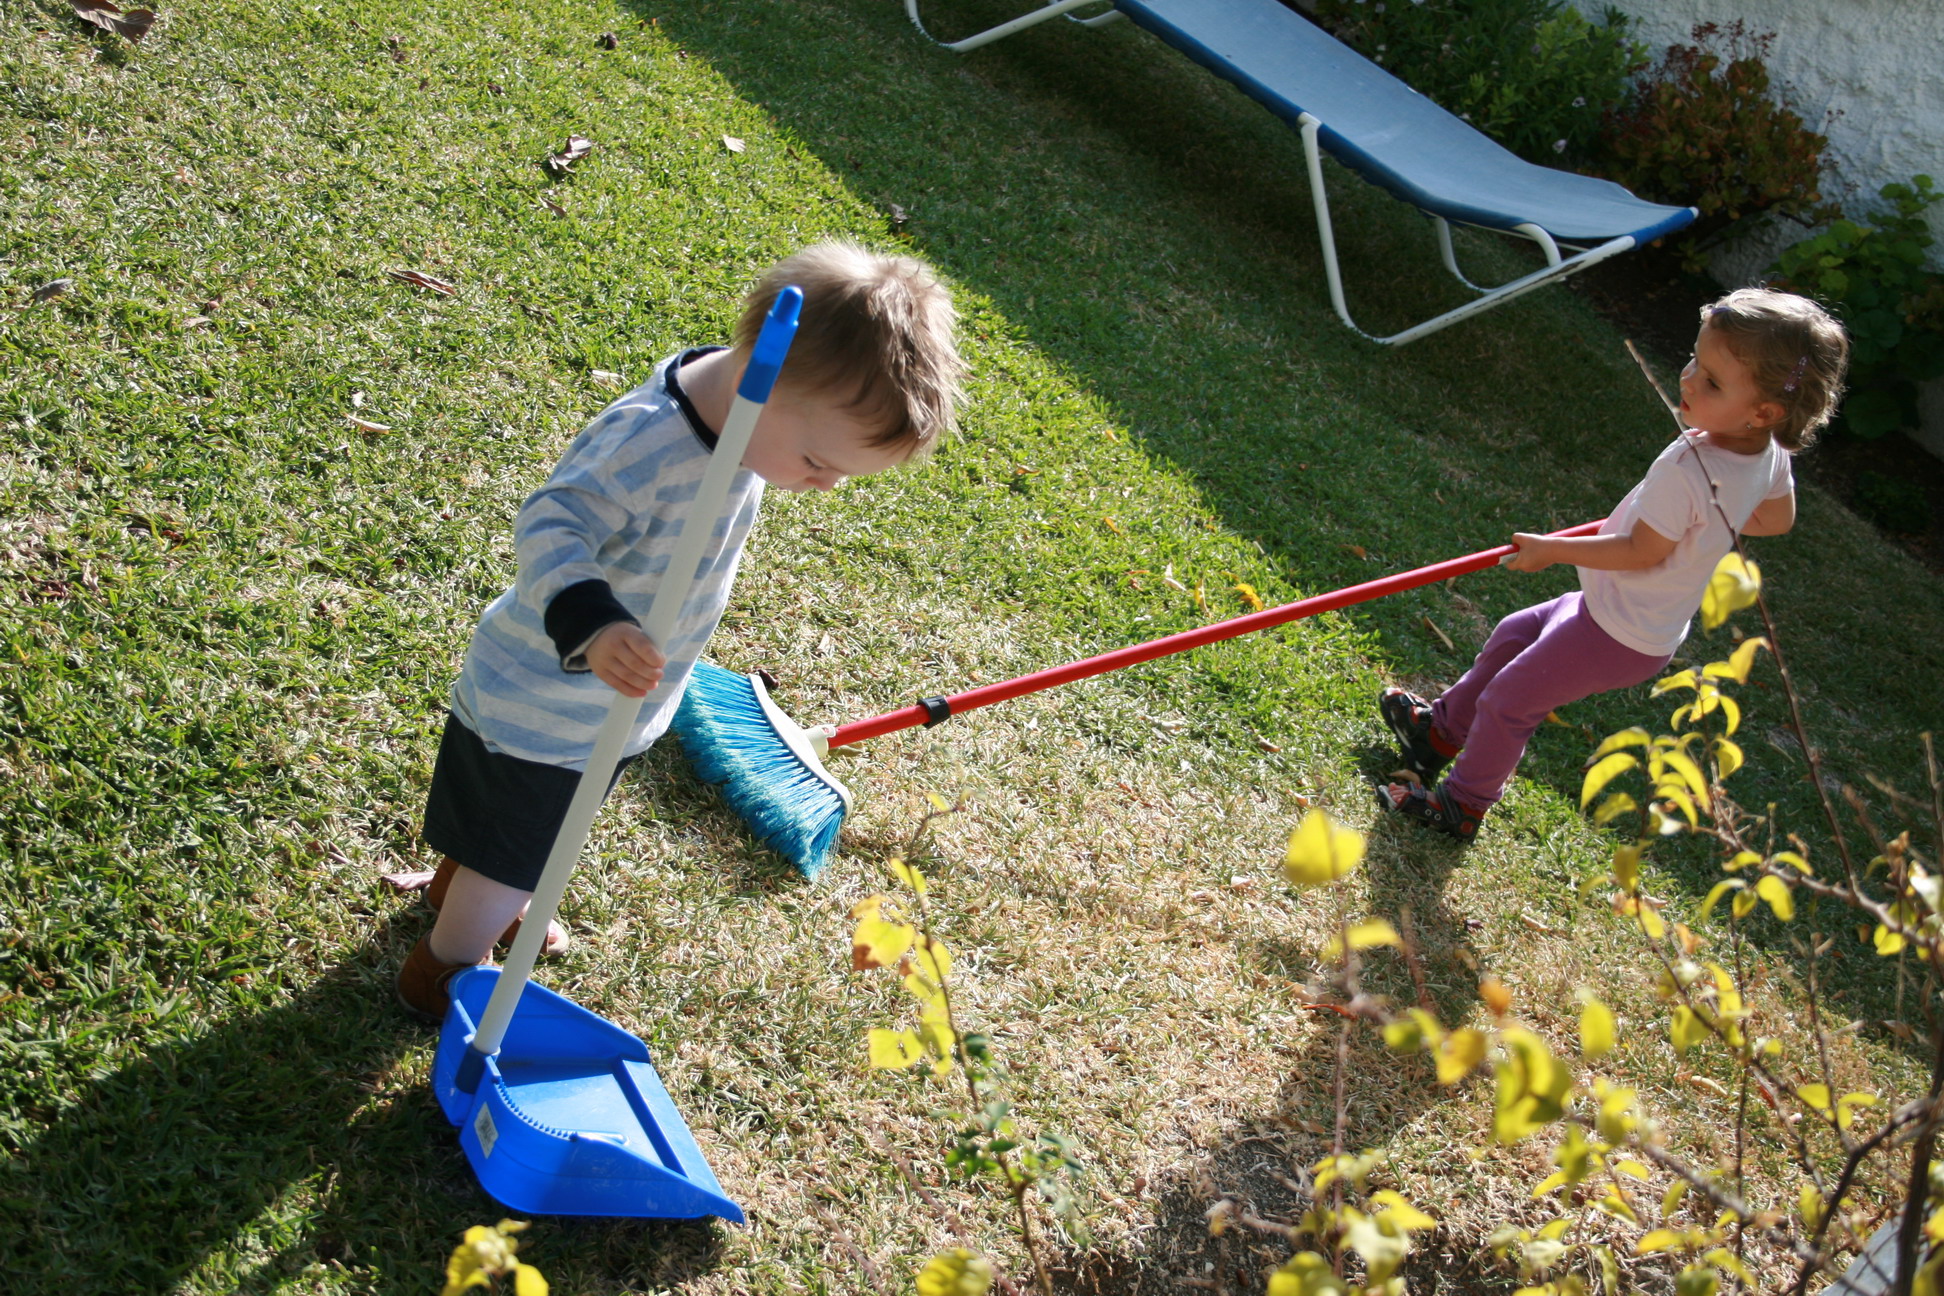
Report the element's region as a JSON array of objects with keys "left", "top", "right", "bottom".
[{"left": 1432, "top": 591, "right": 1671, "bottom": 812}]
